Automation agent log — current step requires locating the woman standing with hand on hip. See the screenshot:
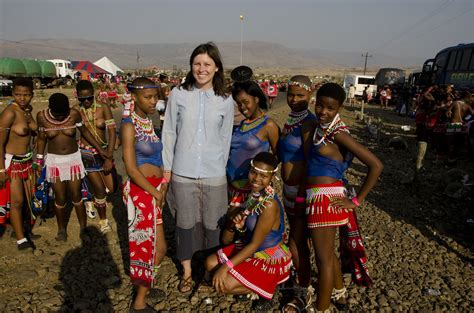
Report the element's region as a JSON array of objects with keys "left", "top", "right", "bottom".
[{"left": 162, "top": 42, "right": 234, "bottom": 294}]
